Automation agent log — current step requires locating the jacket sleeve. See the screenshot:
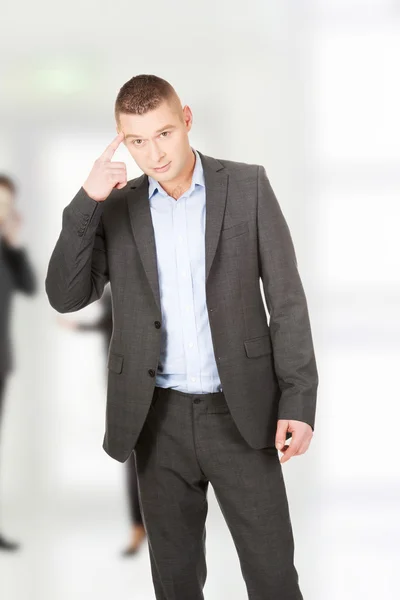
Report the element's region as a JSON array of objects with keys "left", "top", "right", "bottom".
[
  {"left": 257, "top": 165, "right": 319, "bottom": 430},
  {"left": 1, "top": 239, "right": 36, "bottom": 294},
  {"left": 45, "top": 187, "right": 109, "bottom": 313}
]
